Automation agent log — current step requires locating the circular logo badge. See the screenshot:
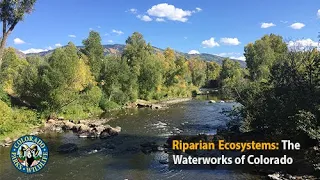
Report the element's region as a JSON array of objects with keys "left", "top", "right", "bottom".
[{"left": 10, "top": 135, "right": 49, "bottom": 174}]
